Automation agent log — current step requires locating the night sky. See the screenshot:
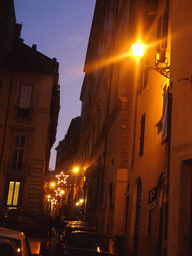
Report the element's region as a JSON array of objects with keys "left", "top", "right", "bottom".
[{"left": 14, "top": 0, "right": 96, "bottom": 170}]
